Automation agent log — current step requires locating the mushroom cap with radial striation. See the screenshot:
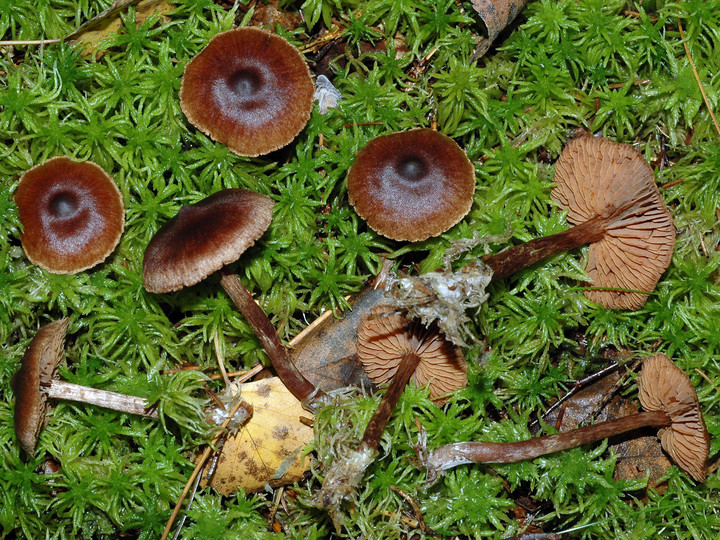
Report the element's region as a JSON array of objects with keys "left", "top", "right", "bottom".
[
  {"left": 12, "top": 318, "right": 69, "bottom": 454},
  {"left": 14, "top": 157, "right": 124, "bottom": 274},
  {"left": 551, "top": 135, "right": 675, "bottom": 310},
  {"left": 346, "top": 129, "right": 476, "bottom": 242},
  {"left": 142, "top": 189, "right": 274, "bottom": 294},
  {"left": 637, "top": 353, "right": 709, "bottom": 482},
  {"left": 356, "top": 306, "right": 467, "bottom": 401},
  {"left": 179, "top": 27, "right": 314, "bottom": 157}
]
